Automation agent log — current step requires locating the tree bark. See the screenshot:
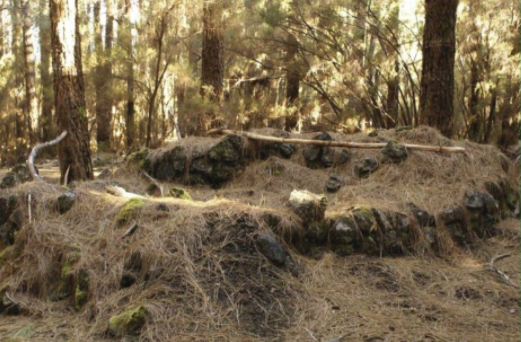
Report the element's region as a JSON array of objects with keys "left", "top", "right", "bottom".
[
  {"left": 50, "top": 0, "right": 94, "bottom": 183},
  {"left": 21, "top": 0, "right": 37, "bottom": 145},
  {"left": 285, "top": 33, "right": 299, "bottom": 131},
  {"left": 419, "top": 0, "right": 459, "bottom": 137},
  {"left": 94, "top": 0, "right": 114, "bottom": 148},
  {"left": 39, "top": 0, "right": 54, "bottom": 143},
  {"left": 201, "top": 1, "right": 224, "bottom": 101}
]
